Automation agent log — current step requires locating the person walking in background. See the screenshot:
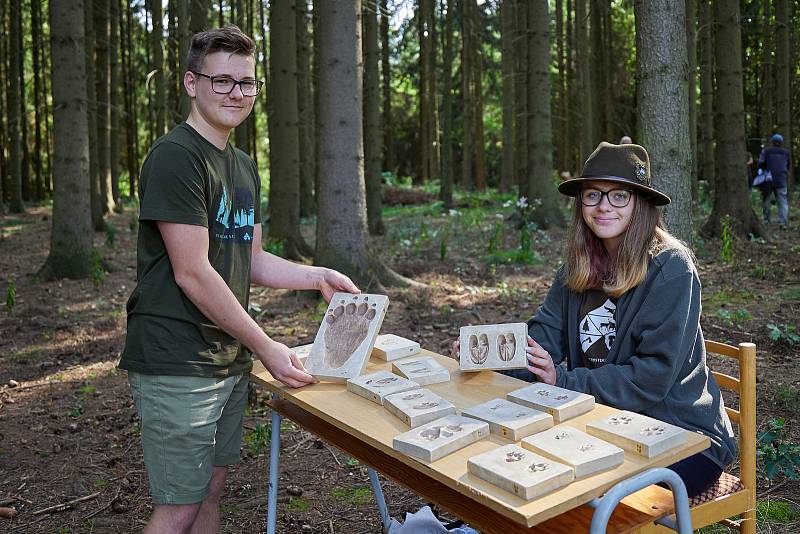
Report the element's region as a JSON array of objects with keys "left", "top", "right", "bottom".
[{"left": 758, "top": 133, "right": 791, "bottom": 228}]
